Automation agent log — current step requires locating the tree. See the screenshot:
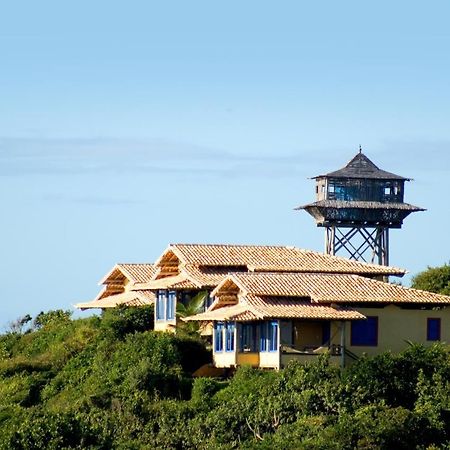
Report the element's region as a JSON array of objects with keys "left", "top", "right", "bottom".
[
  {"left": 33, "top": 310, "right": 72, "bottom": 329},
  {"left": 7, "top": 314, "right": 32, "bottom": 334},
  {"left": 176, "top": 291, "right": 208, "bottom": 334},
  {"left": 411, "top": 263, "right": 450, "bottom": 295},
  {"left": 100, "top": 305, "right": 154, "bottom": 338},
  {"left": 176, "top": 291, "right": 208, "bottom": 319}
]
